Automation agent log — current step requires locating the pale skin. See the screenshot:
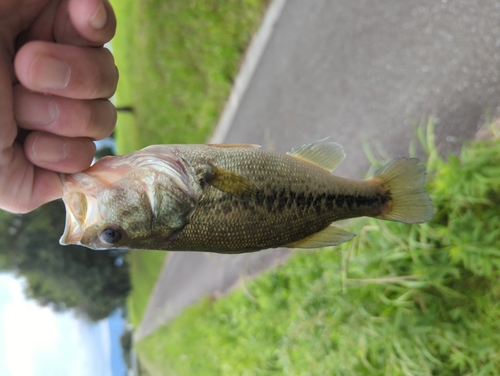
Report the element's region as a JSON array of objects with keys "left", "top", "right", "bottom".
[{"left": 0, "top": 0, "right": 118, "bottom": 213}]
